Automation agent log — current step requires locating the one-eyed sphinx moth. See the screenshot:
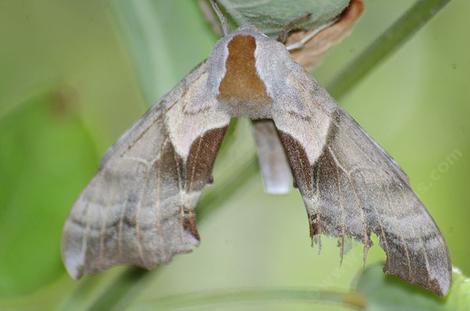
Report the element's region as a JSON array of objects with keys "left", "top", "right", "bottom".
[{"left": 62, "top": 14, "right": 451, "bottom": 296}]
